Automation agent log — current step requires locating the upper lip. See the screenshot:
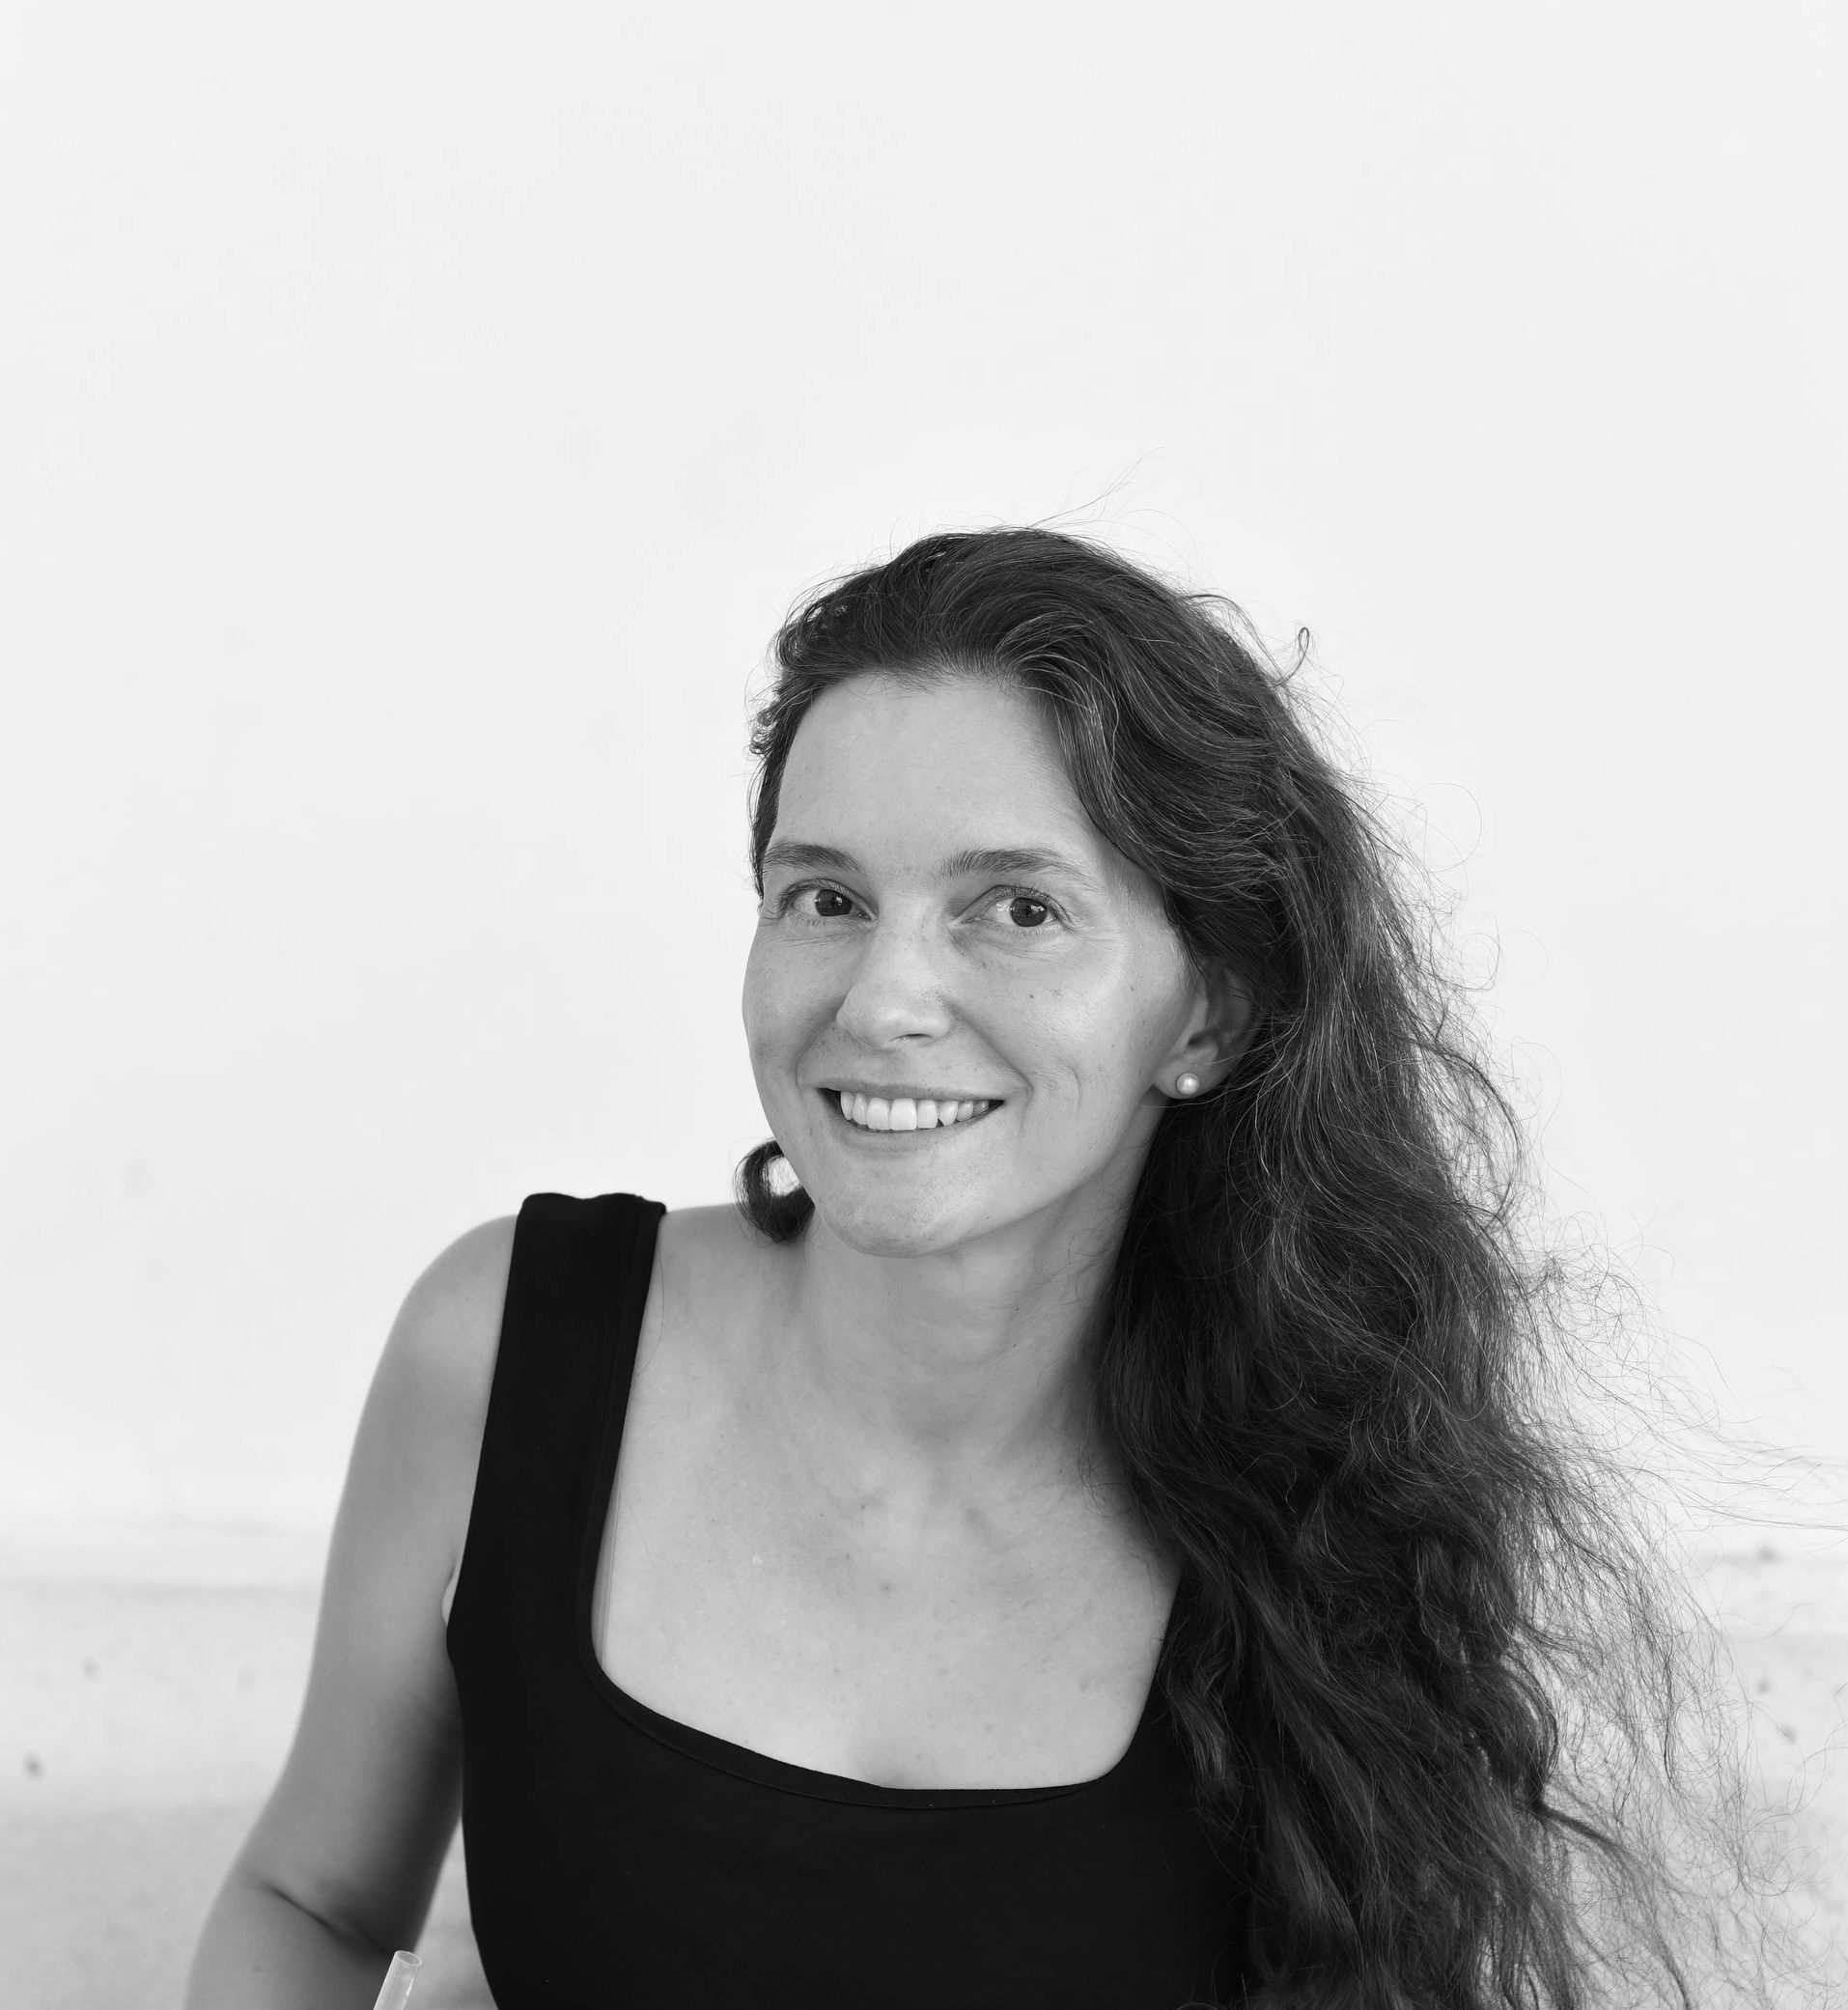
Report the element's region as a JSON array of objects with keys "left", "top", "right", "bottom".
[{"left": 821, "top": 1082, "right": 1004, "bottom": 1103}]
